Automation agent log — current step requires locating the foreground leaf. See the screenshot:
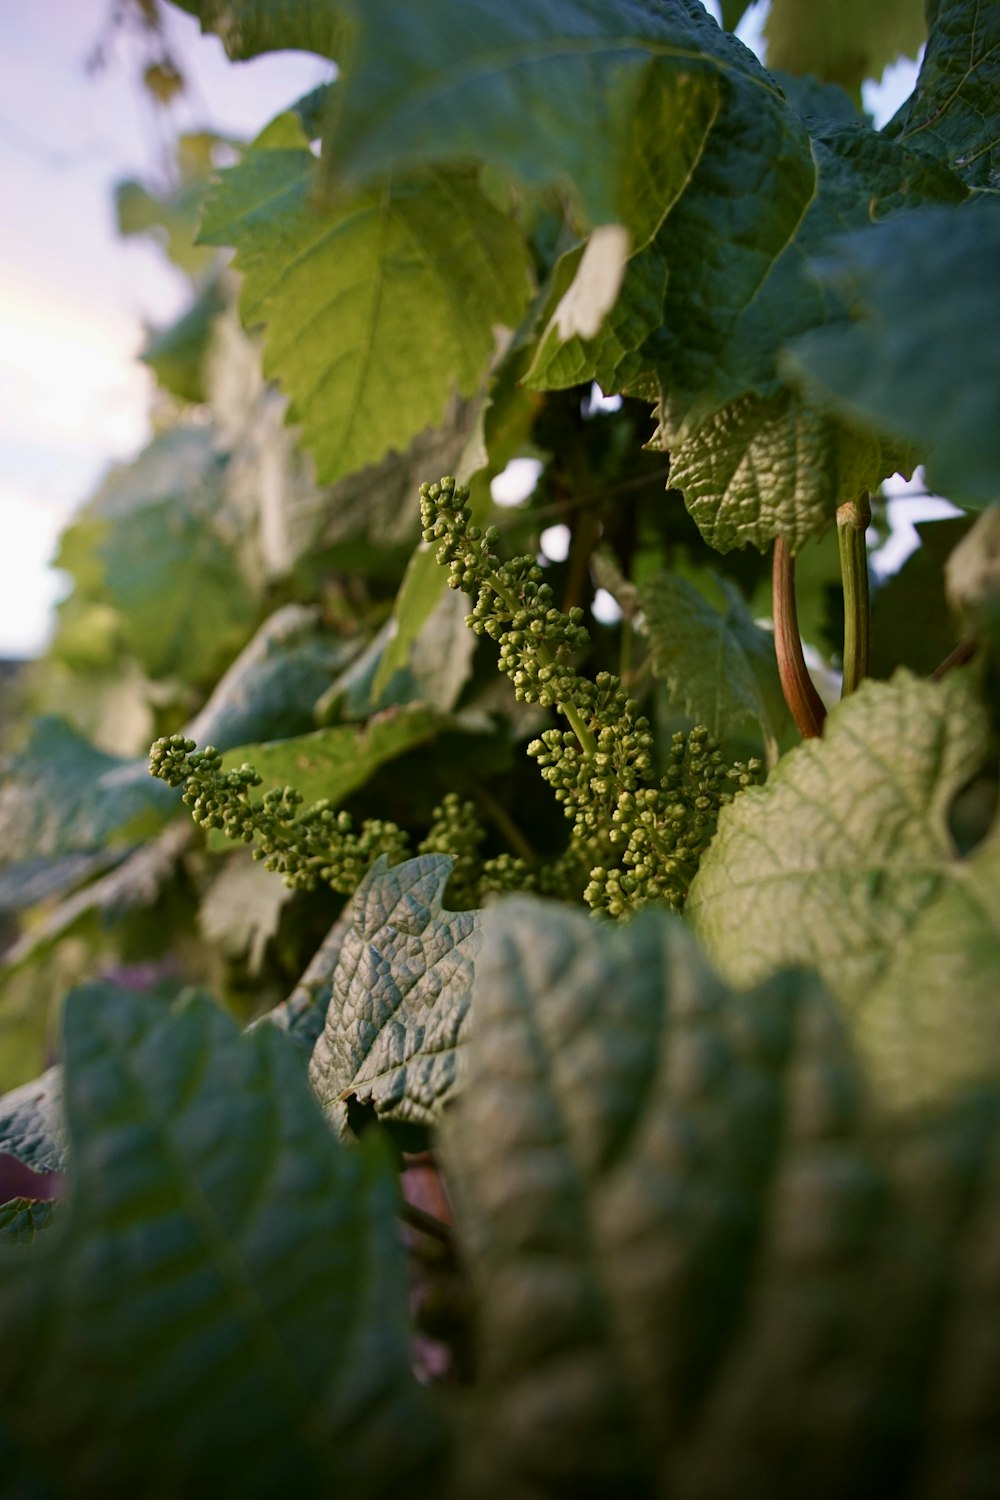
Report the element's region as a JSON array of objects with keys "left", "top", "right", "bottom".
[
  {"left": 443, "top": 897, "right": 1000, "bottom": 1498},
  {"left": 0, "top": 1066, "right": 64, "bottom": 1174},
  {"left": 310, "top": 856, "right": 480, "bottom": 1130},
  {"left": 0, "top": 984, "right": 440, "bottom": 1498},
  {"left": 687, "top": 670, "right": 1000, "bottom": 1111},
  {"left": 785, "top": 200, "right": 1000, "bottom": 508},
  {"left": 200, "top": 114, "right": 532, "bottom": 487}
]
